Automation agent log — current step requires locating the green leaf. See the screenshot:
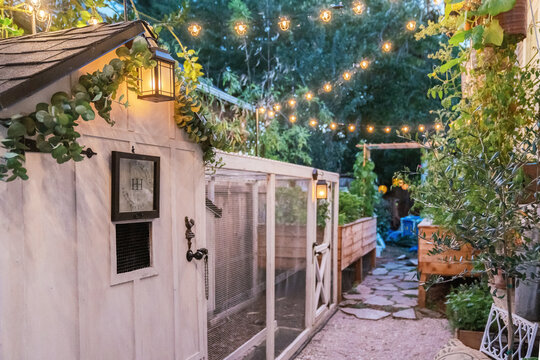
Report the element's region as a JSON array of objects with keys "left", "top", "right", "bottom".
[
  {"left": 51, "top": 145, "right": 67, "bottom": 159},
  {"left": 75, "top": 105, "right": 88, "bottom": 115},
  {"left": 103, "top": 64, "right": 114, "bottom": 77},
  {"left": 115, "top": 46, "right": 130, "bottom": 57},
  {"left": 483, "top": 19, "right": 504, "bottom": 46},
  {"left": 131, "top": 37, "right": 148, "bottom": 53},
  {"left": 449, "top": 30, "right": 471, "bottom": 45},
  {"left": 440, "top": 58, "right": 461, "bottom": 73},
  {"left": 57, "top": 113, "right": 71, "bottom": 126},
  {"left": 81, "top": 109, "right": 95, "bottom": 121},
  {"left": 51, "top": 92, "right": 69, "bottom": 106},
  {"left": 4, "top": 152, "right": 20, "bottom": 159},
  {"left": 476, "top": 0, "right": 516, "bottom": 16},
  {"left": 471, "top": 25, "right": 485, "bottom": 49},
  {"left": 7, "top": 121, "right": 26, "bottom": 138}
]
